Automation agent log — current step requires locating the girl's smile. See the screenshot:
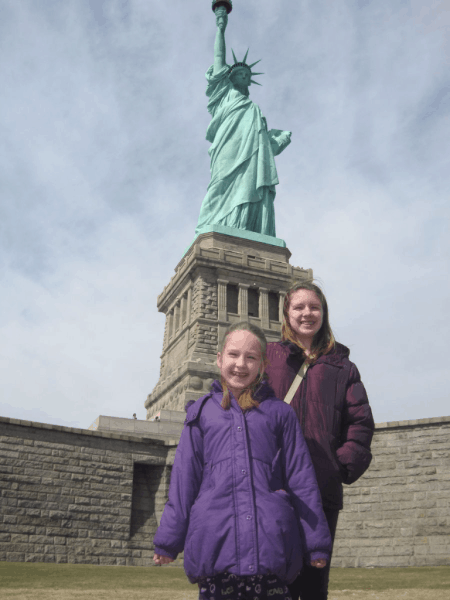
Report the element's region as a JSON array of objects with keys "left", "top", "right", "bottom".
[{"left": 217, "top": 330, "right": 263, "bottom": 399}]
